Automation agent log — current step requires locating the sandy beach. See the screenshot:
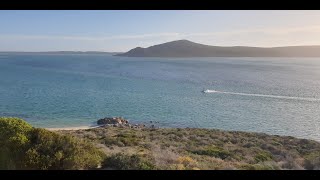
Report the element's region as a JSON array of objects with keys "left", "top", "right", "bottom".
[{"left": 46, "top": 125, "right": 102, "bottom": 131}]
